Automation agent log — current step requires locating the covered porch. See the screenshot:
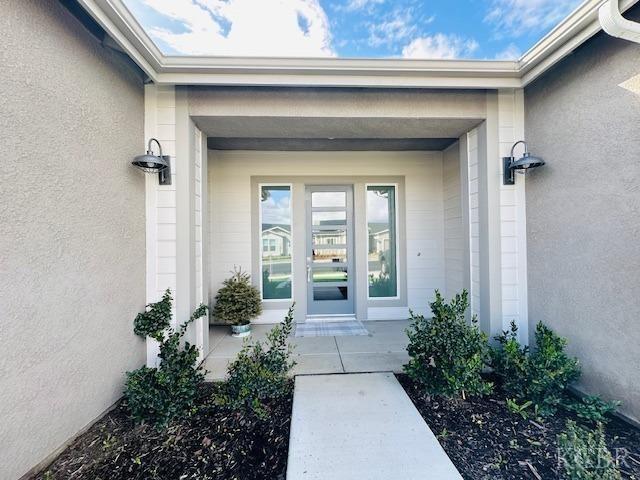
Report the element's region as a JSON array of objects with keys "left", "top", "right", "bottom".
[
  {"left": 143, "top": 85, "right": 531, "bottom": 366},
  {"left": 204, "top": 320, "right": 411, "bottom": 380}
]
